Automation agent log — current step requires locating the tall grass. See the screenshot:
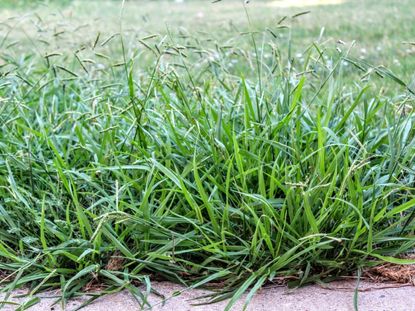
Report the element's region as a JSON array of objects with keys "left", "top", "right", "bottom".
[{"left": 0, "top": 4, "right": 415, "bottom": 310}]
